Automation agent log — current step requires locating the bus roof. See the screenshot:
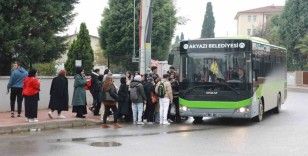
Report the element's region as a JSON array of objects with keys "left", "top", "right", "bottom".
[{"left": 187, "top": 37, "right": 287, "bottom": 51}]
